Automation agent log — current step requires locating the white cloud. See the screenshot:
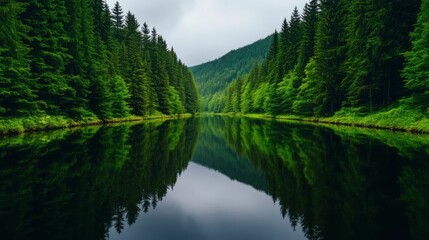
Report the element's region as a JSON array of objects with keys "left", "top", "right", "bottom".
[{"left": 106, "top": 0, "right": 308, "bottom": 66}]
